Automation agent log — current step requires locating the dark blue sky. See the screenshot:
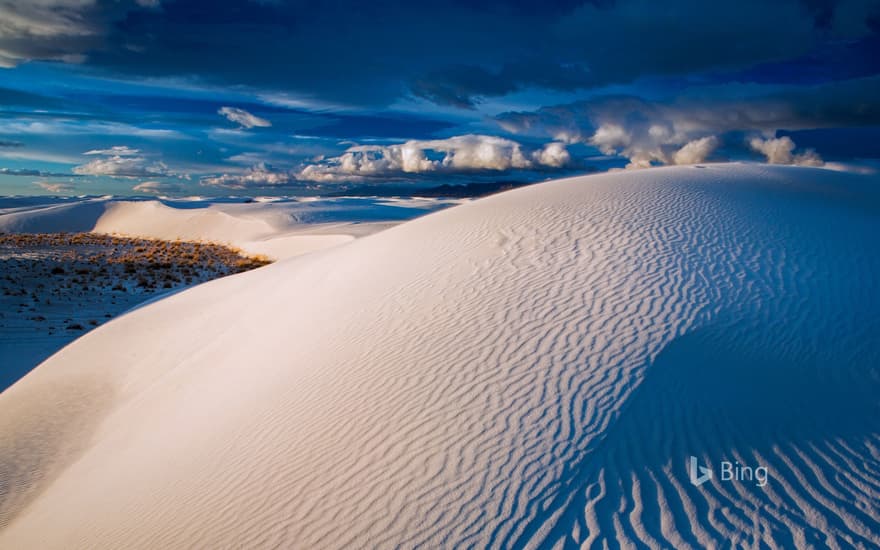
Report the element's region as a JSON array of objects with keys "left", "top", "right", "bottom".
[{"left": 1, "top": 0, "right": 879, "bottom": 195}]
